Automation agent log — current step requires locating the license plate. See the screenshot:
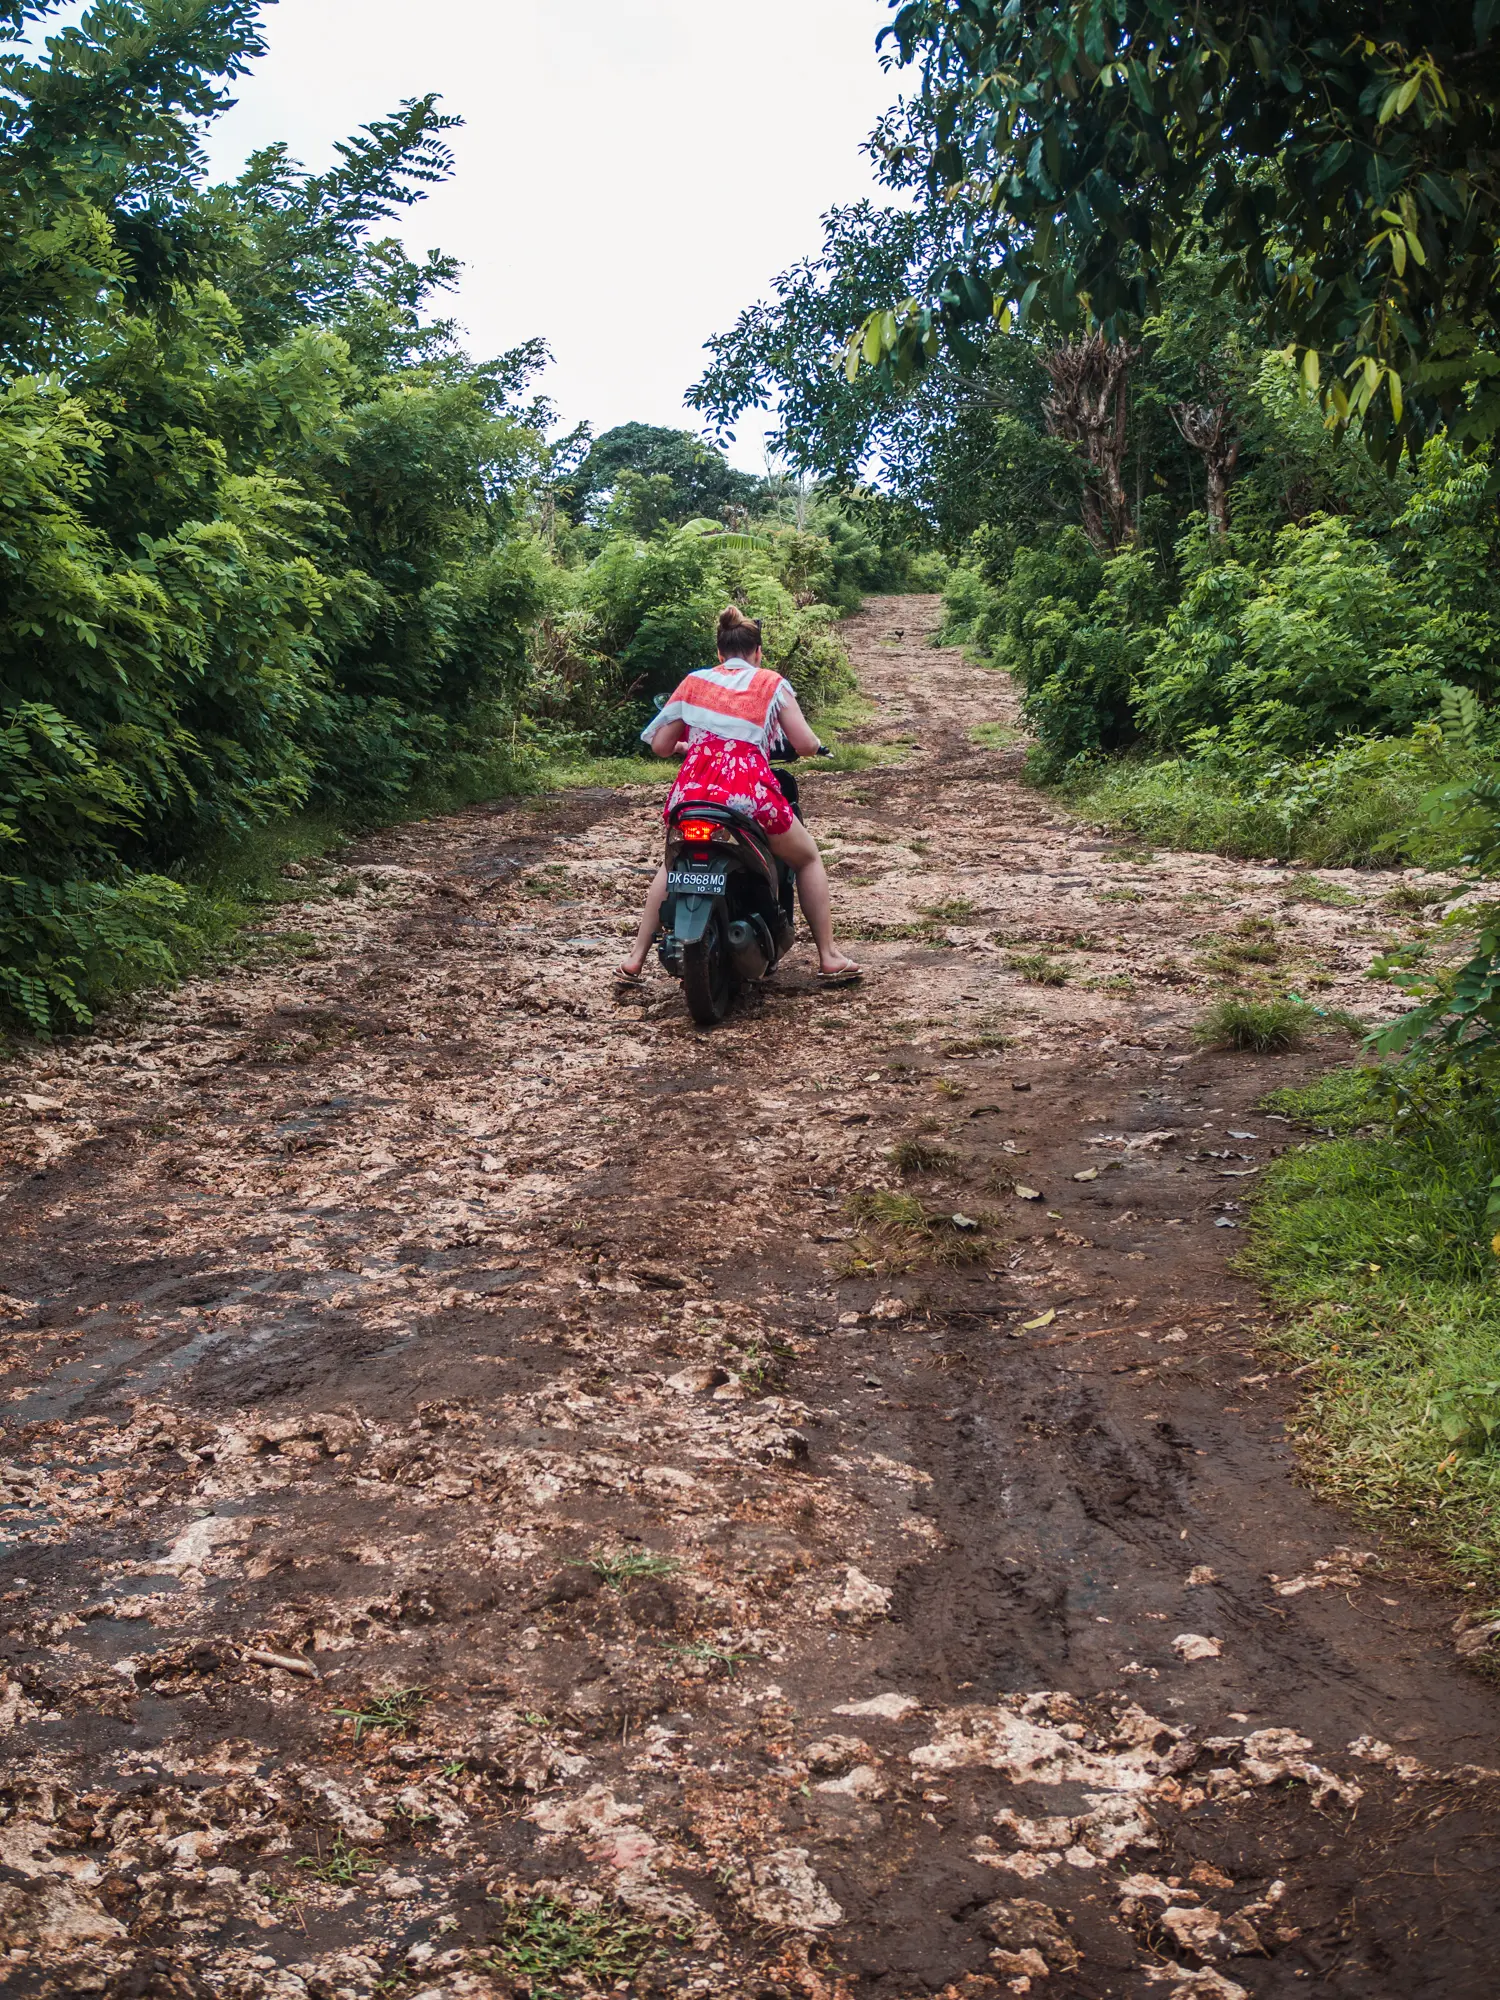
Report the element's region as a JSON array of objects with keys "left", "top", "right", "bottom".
[{"left": 668, "top": 868, "right": 727, "bottom": 897}]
